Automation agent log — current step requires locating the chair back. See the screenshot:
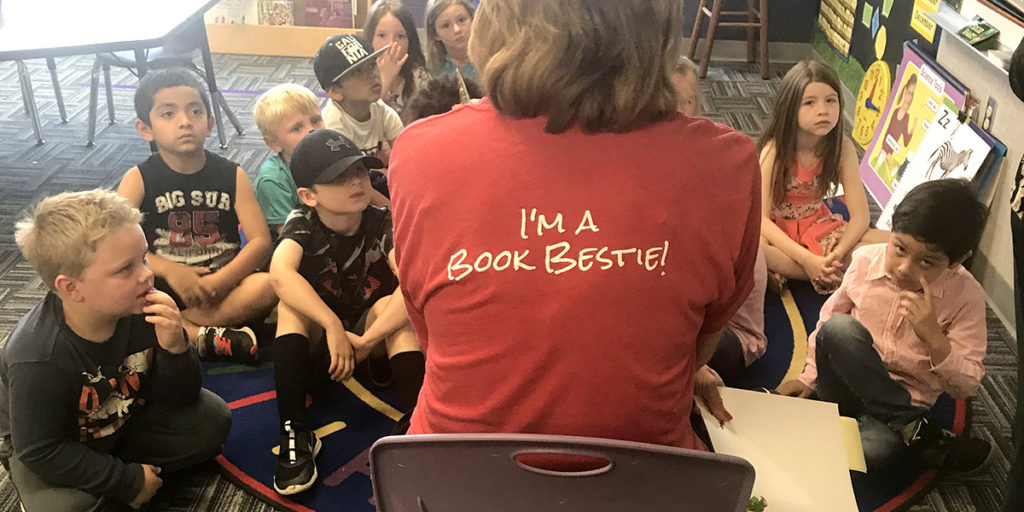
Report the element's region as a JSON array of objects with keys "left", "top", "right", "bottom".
[{"left": 370, "top": 433, "right": 755, "bottom": 512}]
